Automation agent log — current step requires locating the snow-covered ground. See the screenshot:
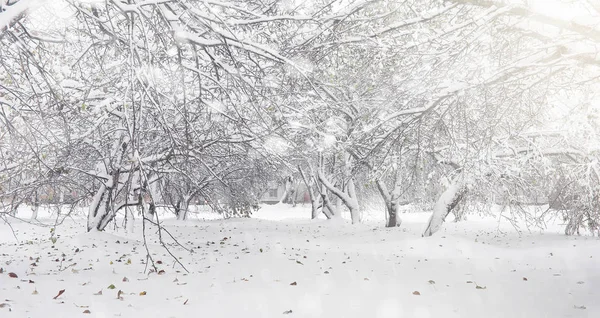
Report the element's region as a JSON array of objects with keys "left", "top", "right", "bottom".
[{"left": 1, "top": 204, "right": 599, "bottom": 317}]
